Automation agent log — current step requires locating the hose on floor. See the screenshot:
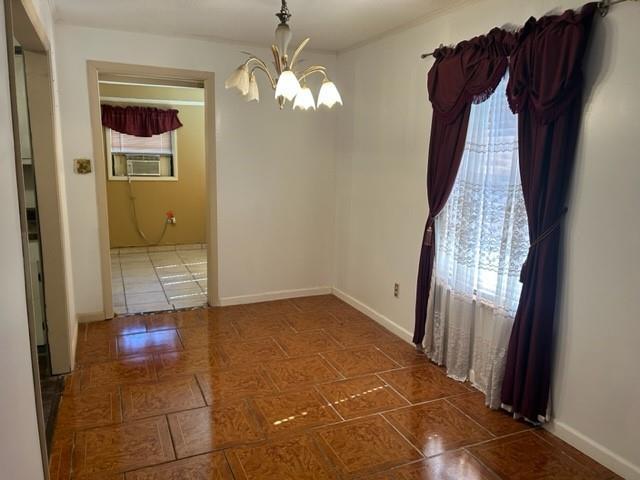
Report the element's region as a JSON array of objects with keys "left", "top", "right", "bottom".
[{"left": 127, "top": 176, "right": 169, "bottom": 245}]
